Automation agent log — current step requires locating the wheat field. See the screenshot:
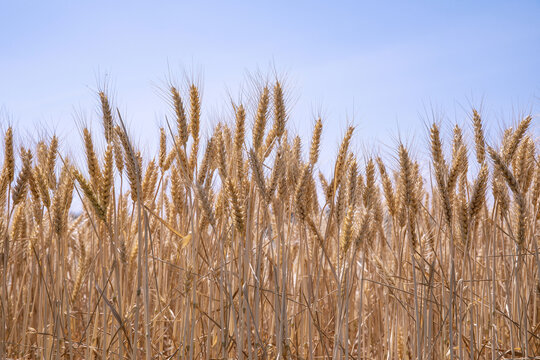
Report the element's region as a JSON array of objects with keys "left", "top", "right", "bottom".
[{"left": 0, "top": 82, "right": 539, "bottom": 359}]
